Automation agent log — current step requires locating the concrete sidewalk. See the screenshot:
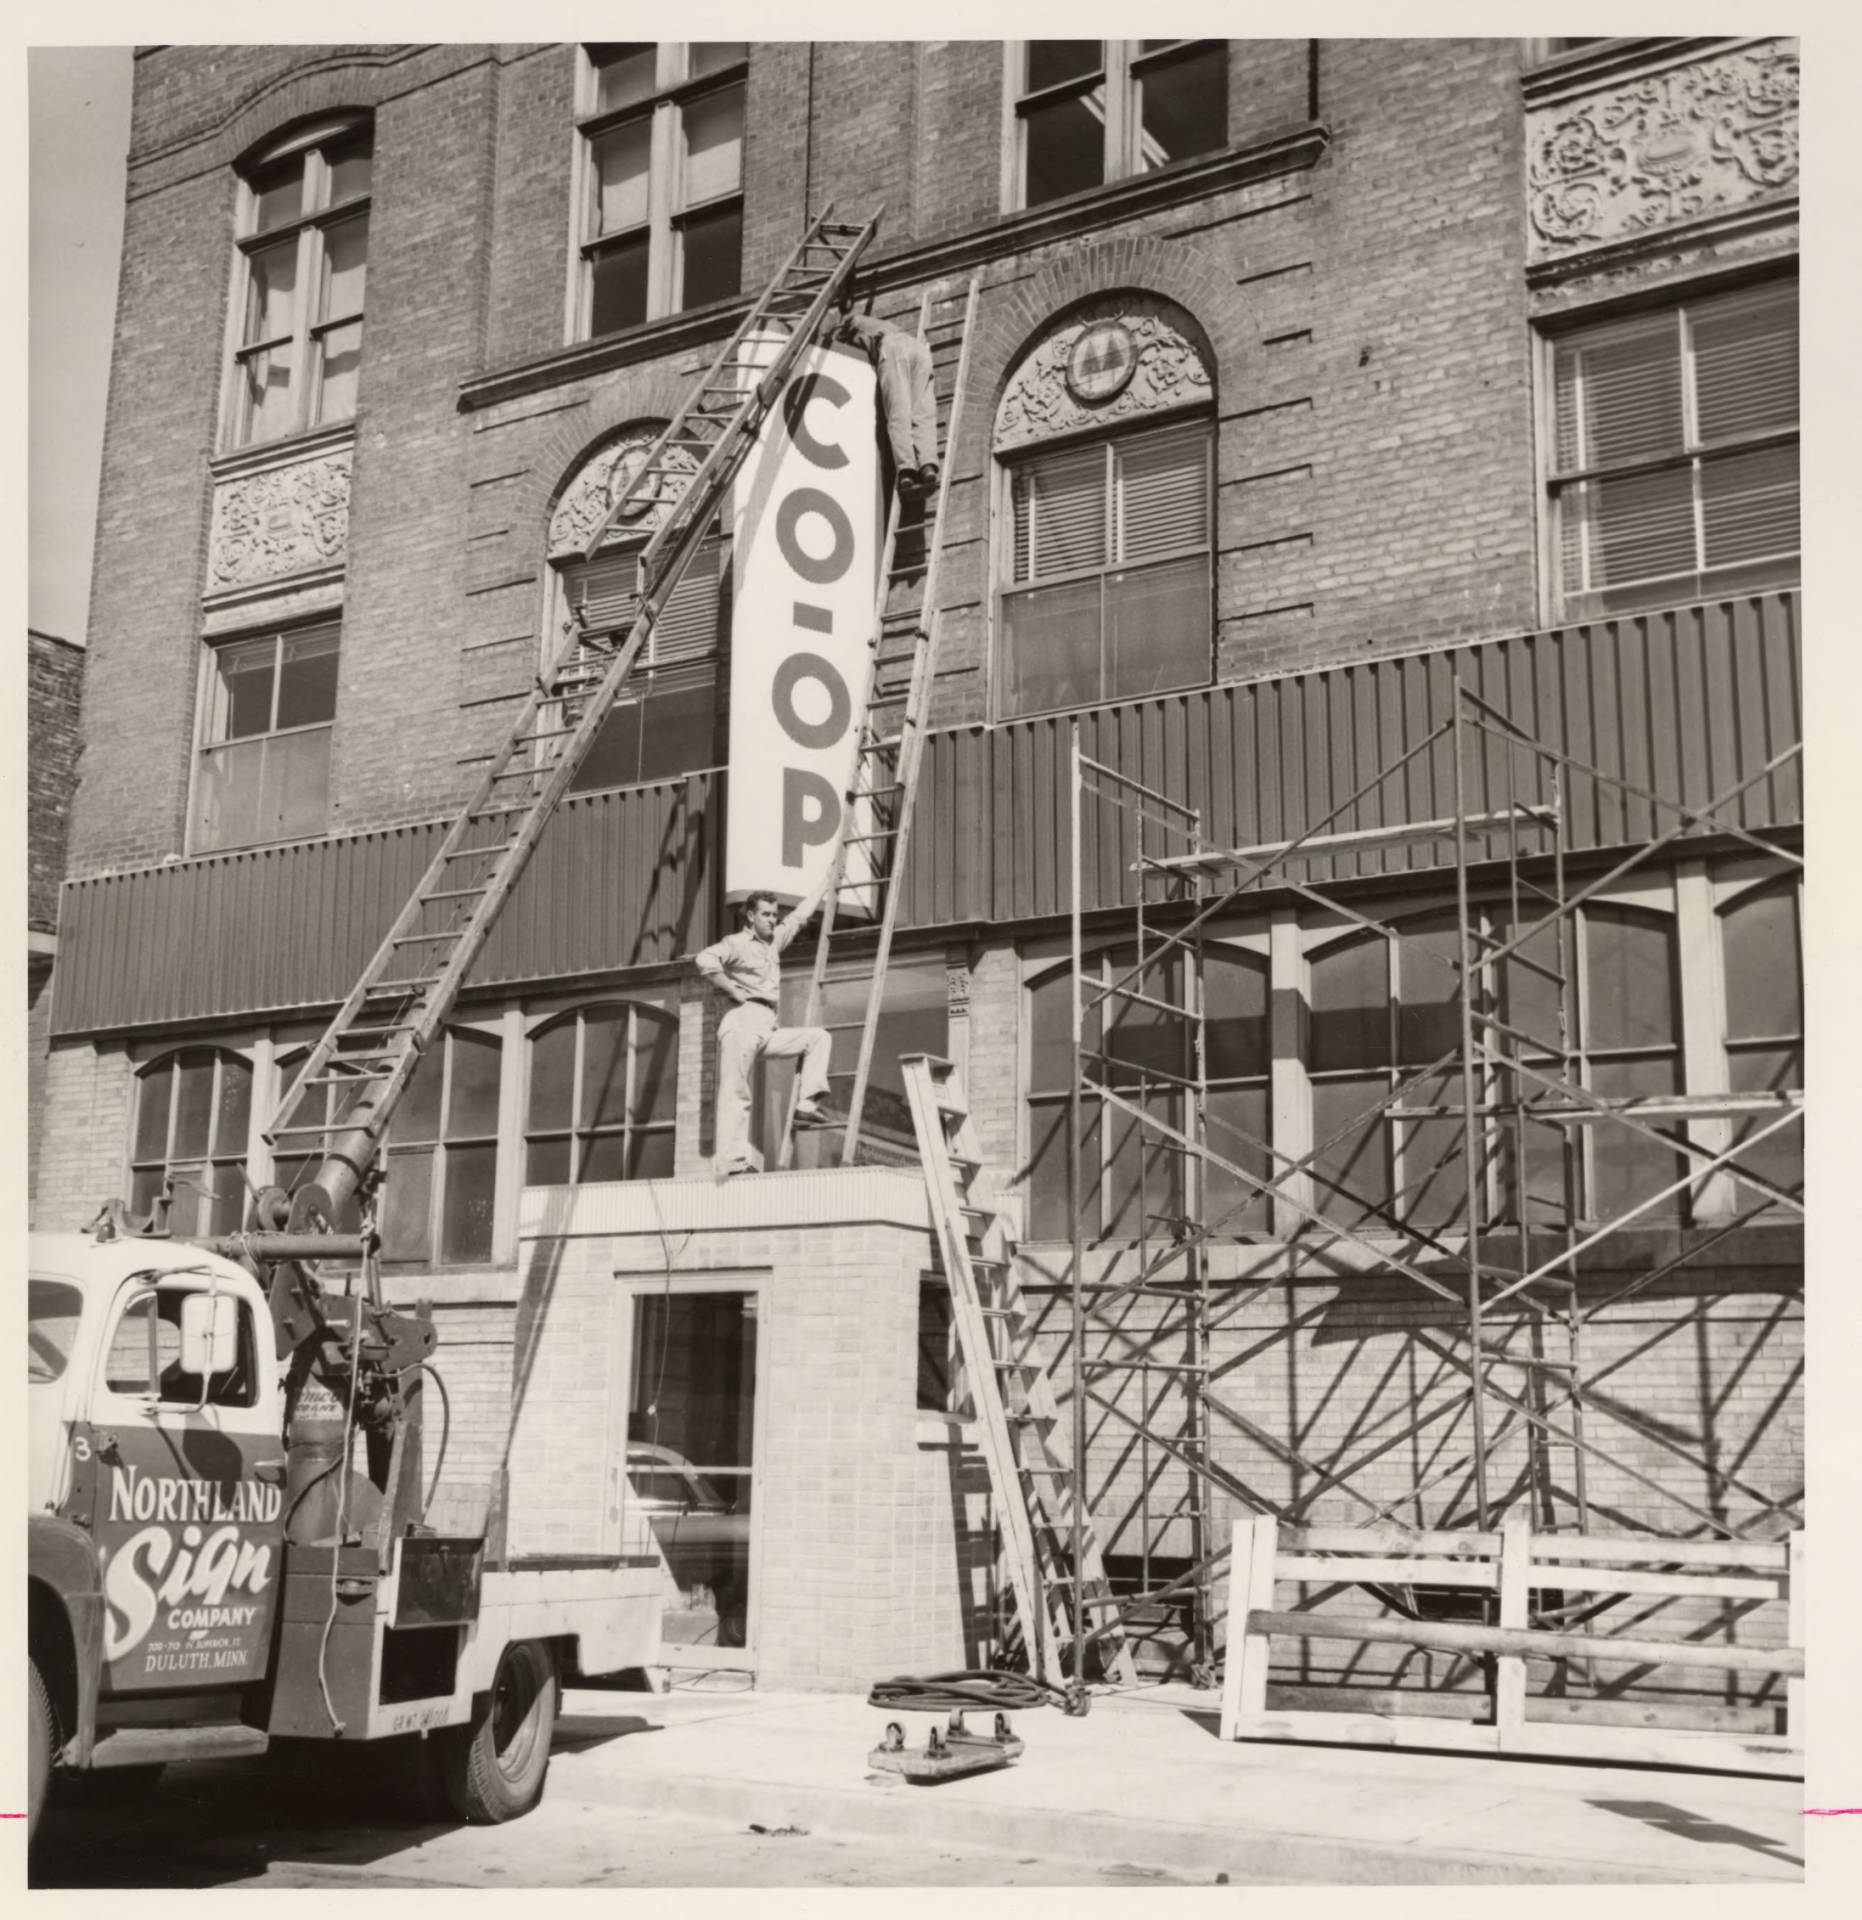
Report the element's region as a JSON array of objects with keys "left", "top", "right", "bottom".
[{"left": 546, "top": 1679, "right": 1804, "bottom": 1885}]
